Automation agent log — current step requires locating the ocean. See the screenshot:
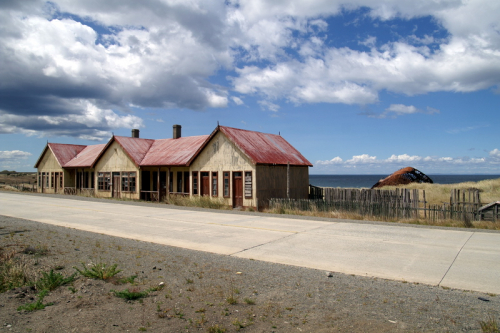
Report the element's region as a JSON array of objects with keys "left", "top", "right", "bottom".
[{"left": 309, "top": 174, "right": 500, "bottom": 189}]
